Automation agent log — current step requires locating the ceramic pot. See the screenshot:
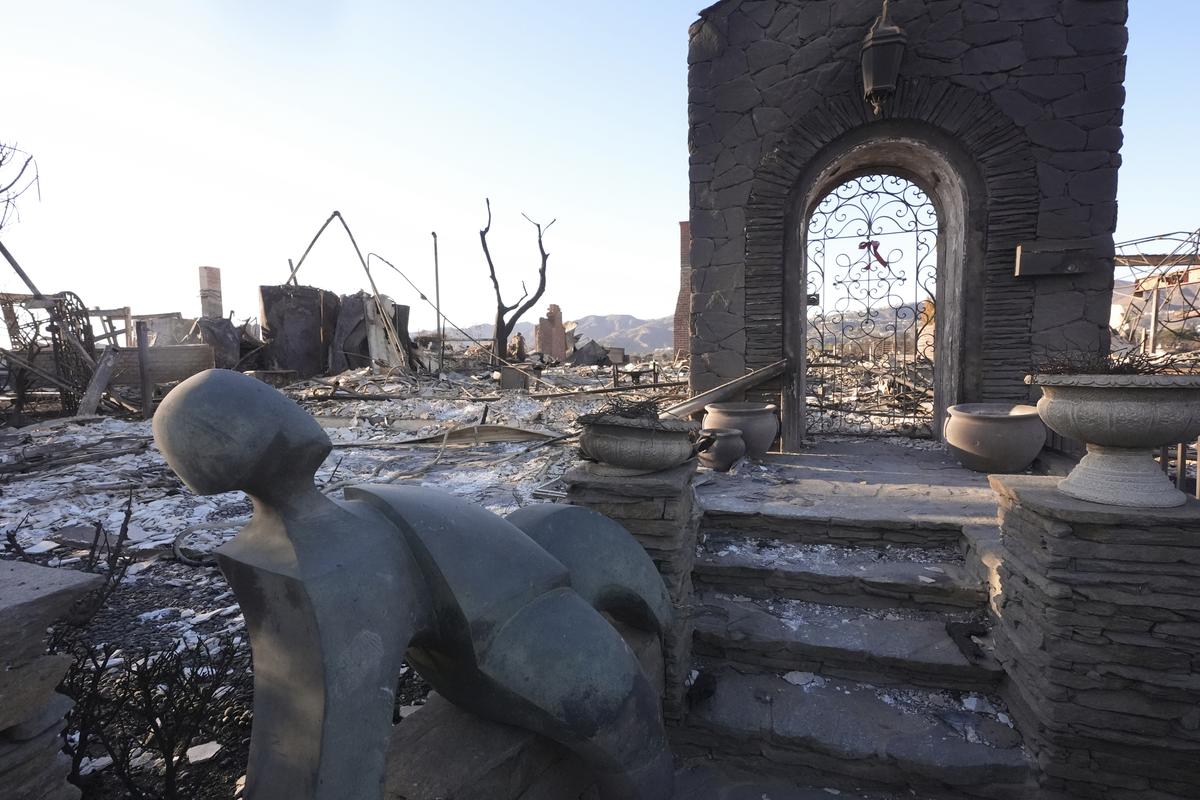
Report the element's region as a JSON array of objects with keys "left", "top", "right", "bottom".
[
  {"left": 697, "top": 428, "right": 745, "bottom": 472},
  {"left": 1028, "top": 374, "right": 1200, "bottom": 508},
  {"left": 579, "top": 415, "right": 699, "bottom": 472},
  {"left": 703, "top": 402, "right": 779, "bottom": 458},
  {"left": 944, "top": 403, "right": 1046, "bottom": 474}
]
